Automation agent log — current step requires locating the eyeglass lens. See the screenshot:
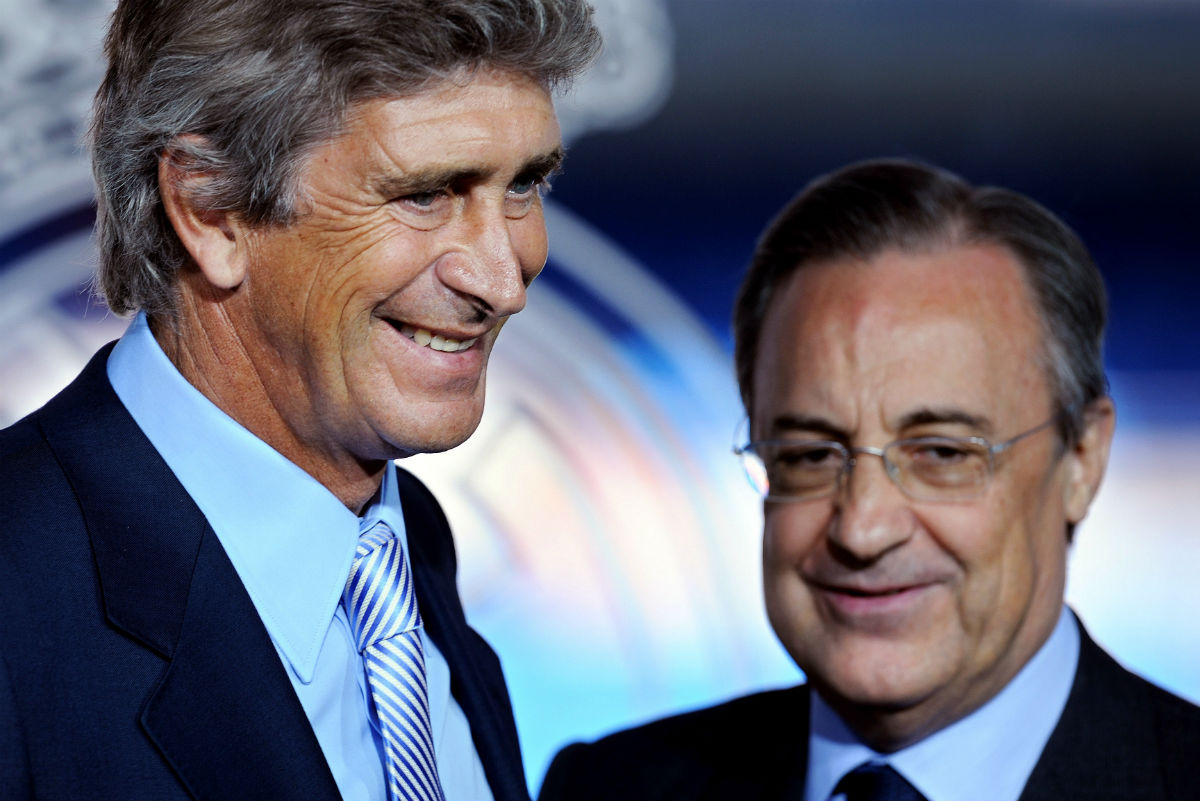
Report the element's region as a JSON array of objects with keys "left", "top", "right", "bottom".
[{"left": 742, "top": 437, "right": 993, "bottom": 501}]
